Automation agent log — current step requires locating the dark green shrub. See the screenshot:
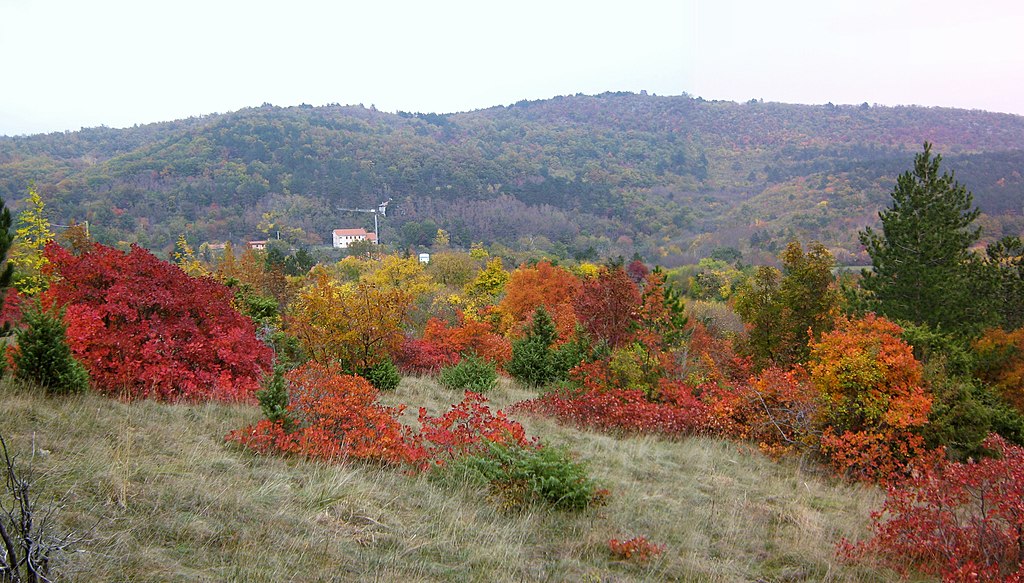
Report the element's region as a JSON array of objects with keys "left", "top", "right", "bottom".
[
  {"left": 924, "top": 375, "right": 1024, "bottom": 461},
  {"left": 552, "top": 326, "right": 595, "bottom": 377},
  {"left": 443, "top": 442, "right": 605, "bottom": 511},
  {"left": 507, "top": 306, "right": 560, "bottom": 387},
  {"left": 439, "top": 354, "right": 498, "bottom": 393},
  {"left": 267, "top": 330, "right": 307, "bottom": 370},
  {"left": 361, "top": 358, "right": 401, "bottom": 392},
  {"left": 507, "top": 337, "right": 557, "bottom": 387},
  {"left": 256, "top": 365, "right": 290, "bottom": 425},
  {"left": 13, "top": 302, "right": 90, "bottom": 395}
]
